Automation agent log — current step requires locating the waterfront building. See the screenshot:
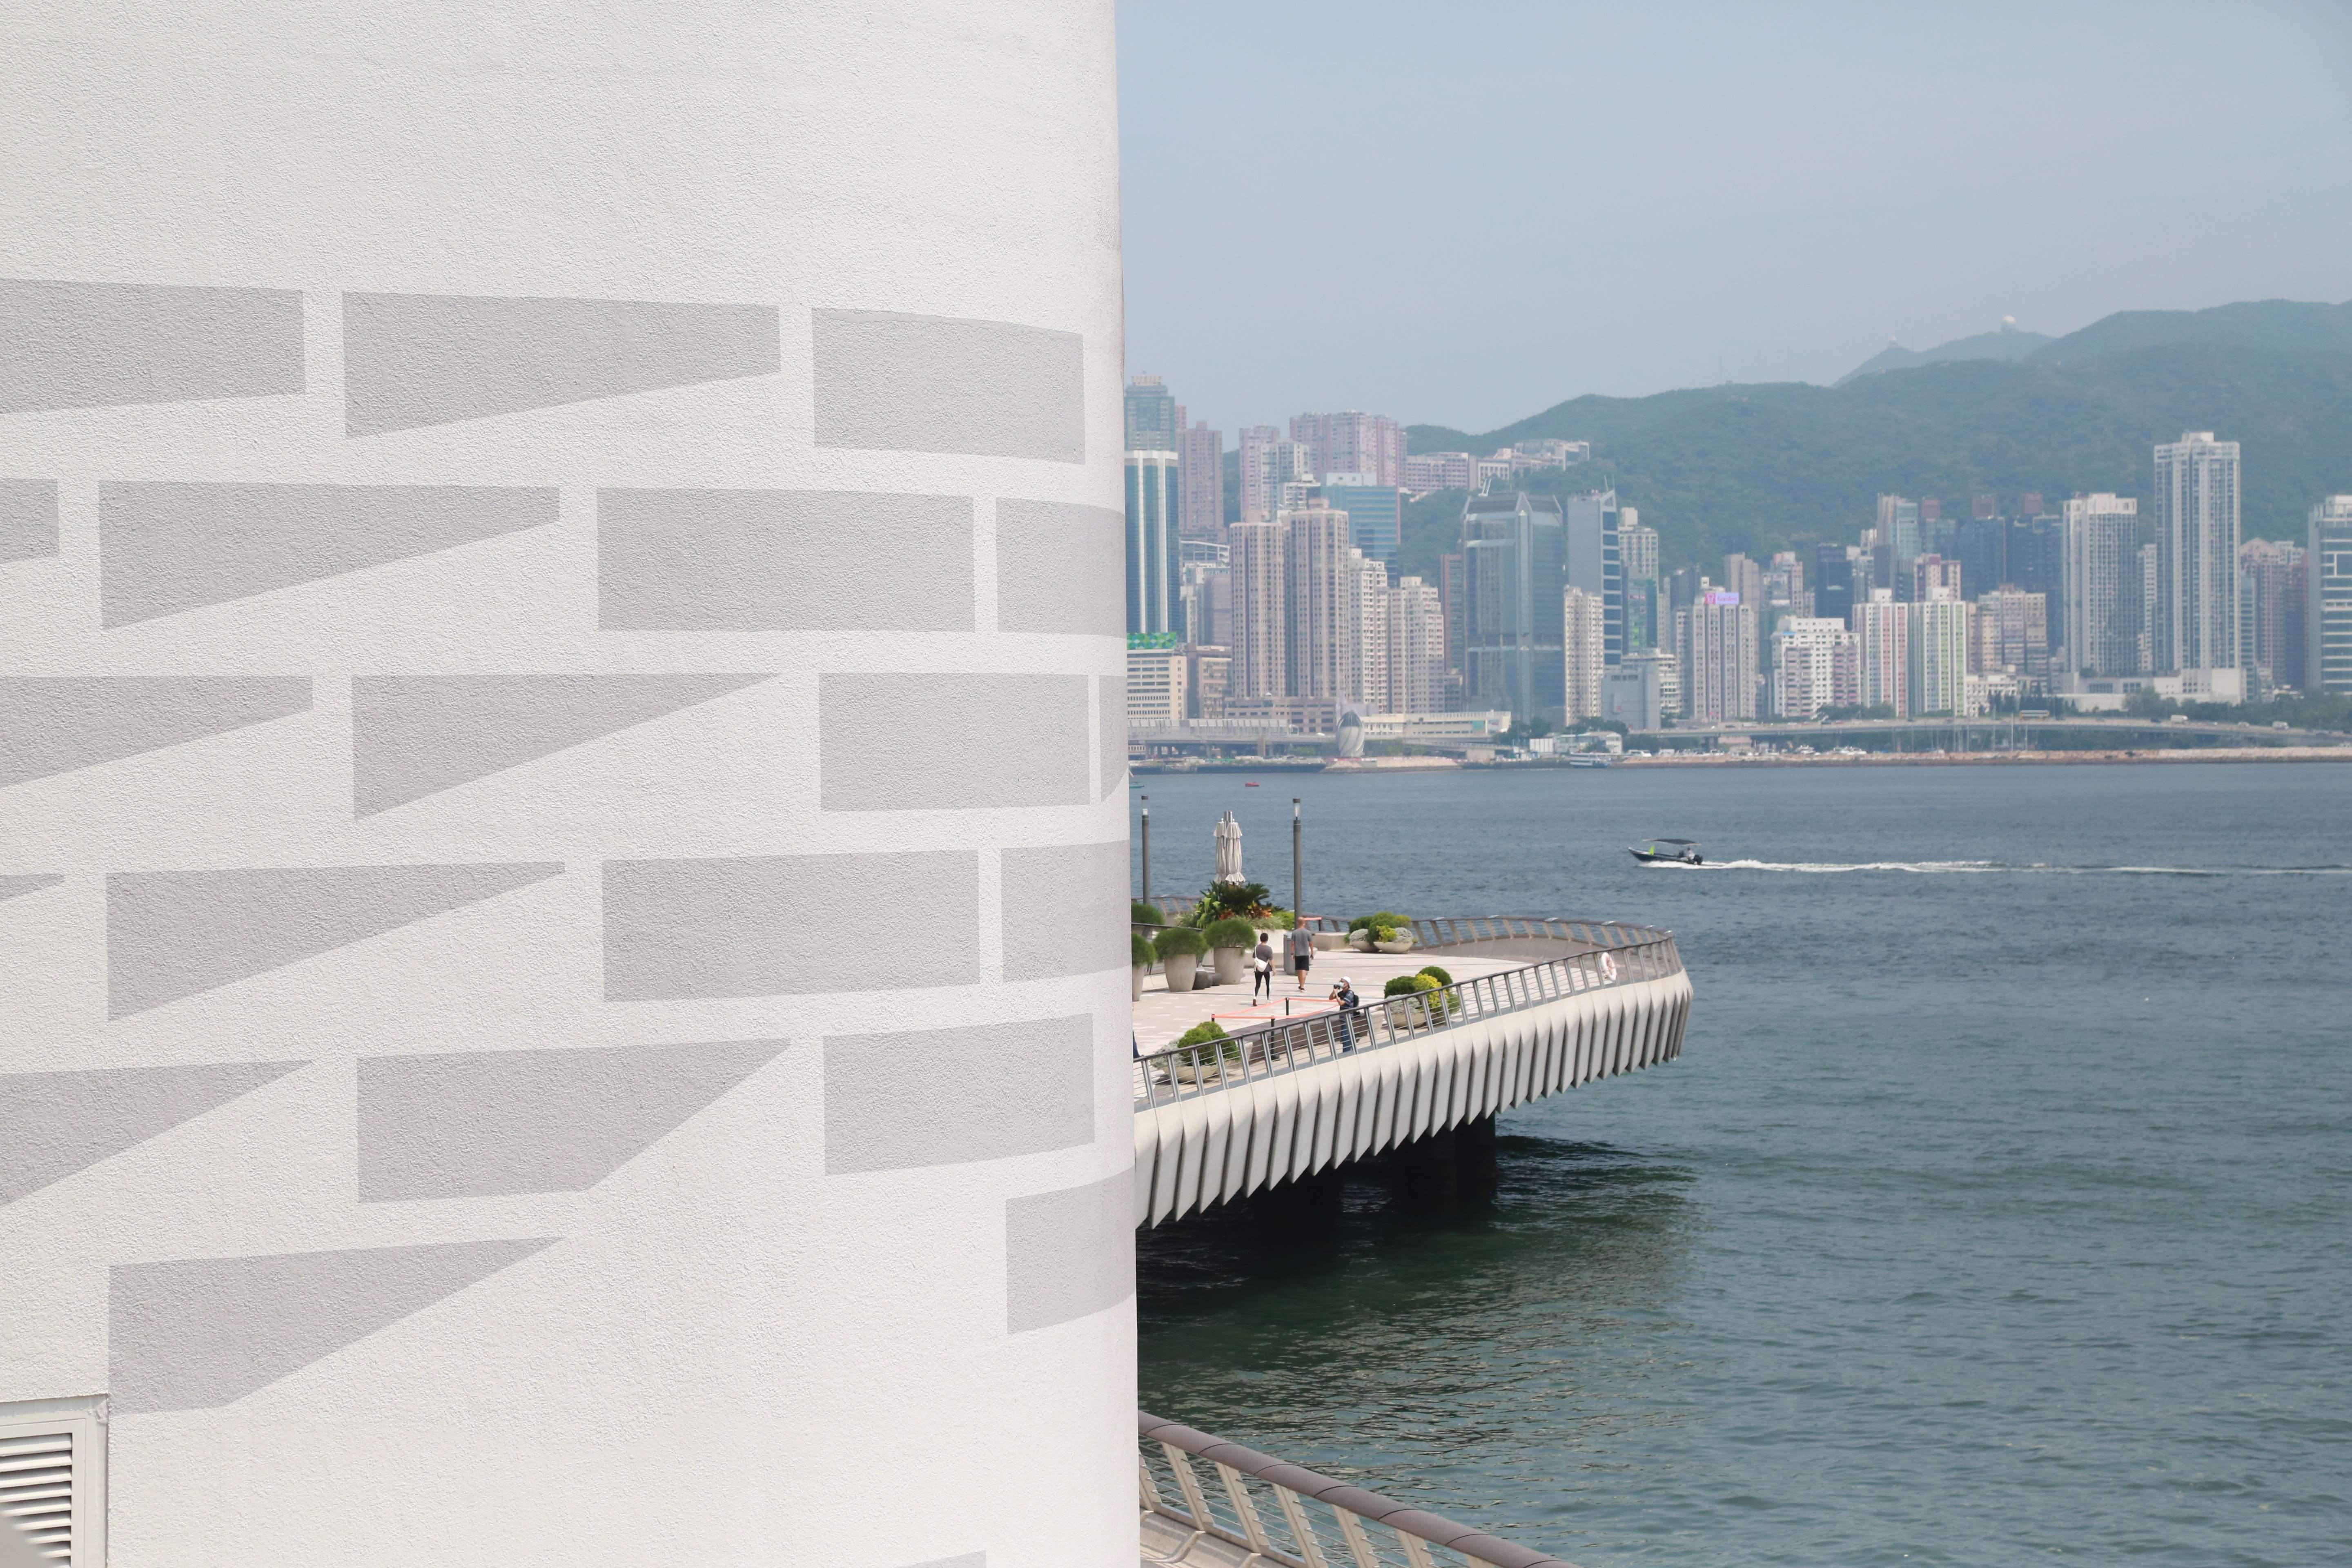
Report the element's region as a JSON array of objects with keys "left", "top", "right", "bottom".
[
  {"left": 1228, "top": 518, "right": 1290, "bottom": 701},
  {"left": 1564, "top": 488, "right": 1624, "bottom": 664},
  {"left": 0, "top": 9, "right": 1131, "bottom": 1566},
  {"left": 1464, "top": 490, "right": 1568, "bottom": 723},
  {"left": 1604, "top": 648, "right": 1677, "bottom": 730},
  {"left": 1910, "top": 589, "right": 1971, "bottom": 716},
  {"left": 1564, "top": 585, "right": 1608, "bottom": 721},
  {"left": 2153, "top": 430, "right": 2243, "bottom": 694},
  {"left": 1291, "top": 410, "right": 1405, "bottom": 486},
  {"left": 1323, "top": 475, "right": 1405, "bottom": 562},
  {"left": 1677, "top": 592, "right": 1759, "bottom": 721},
  {"left": 1770, "top": 616, "right": 1860, "bottom": 719},
  {"left": 1127, "top": 640, "right": 1188, "bottom": 723},
  {"left": 2062, "top": 493, "right": 2142, "bottom": 676},
  {"left": 1388, "top": 576, "right": 1447, "bottom": 716},
  {"left": 2238, "top": 538, "right": 2306, "bottom": 692},
  {"left": 1126, "top": 449, "right": 1182, "bottom": 636},
  {"left": 1854, "top": 589, "right": 1911, "bottom": 715},
  {"left": 1973, "top": 587, "right": 2051, "bottom": 687},
  {"left": 1125, "top": 372, "right": 1179, "bottom": 450},
  {"left": 1187, "top": 646, "right": 1232, "bottom": 720},
  {"left": 2311, "top": 496, "right": 2352, "bottom": 695},
  {"left": 1178, "top": 417, "right": 1224, "bottom": 538},
  {"left": 1403, "top": 450, "right": 1477, "bottom": 491}
]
